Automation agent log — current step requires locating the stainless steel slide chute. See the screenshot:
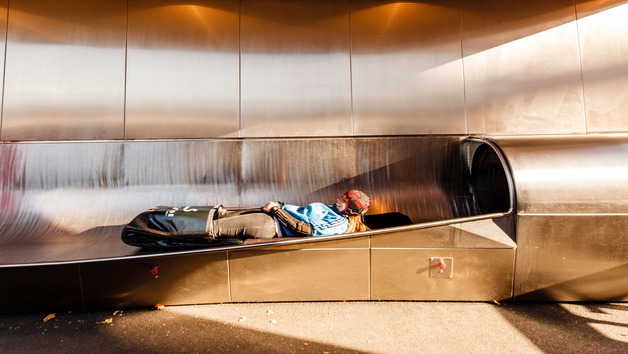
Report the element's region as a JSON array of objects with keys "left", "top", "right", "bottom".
[{"left": 0, "top": 136, "right": 516, "bottom": 313}]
